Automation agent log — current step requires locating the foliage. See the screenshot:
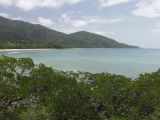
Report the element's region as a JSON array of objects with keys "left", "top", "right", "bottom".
[{"left": 0, "top": 56, "right": 159, "bottom": 120}]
